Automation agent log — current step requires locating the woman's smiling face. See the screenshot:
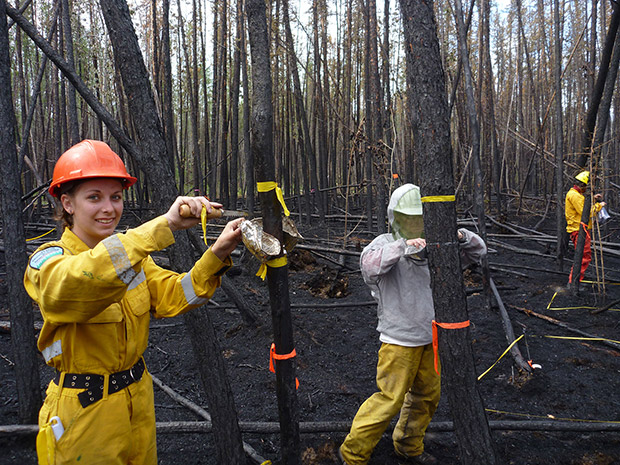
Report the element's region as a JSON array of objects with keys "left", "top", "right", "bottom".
[{"left": 61, "top": 178, "right": 124, "bottom": 248}]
